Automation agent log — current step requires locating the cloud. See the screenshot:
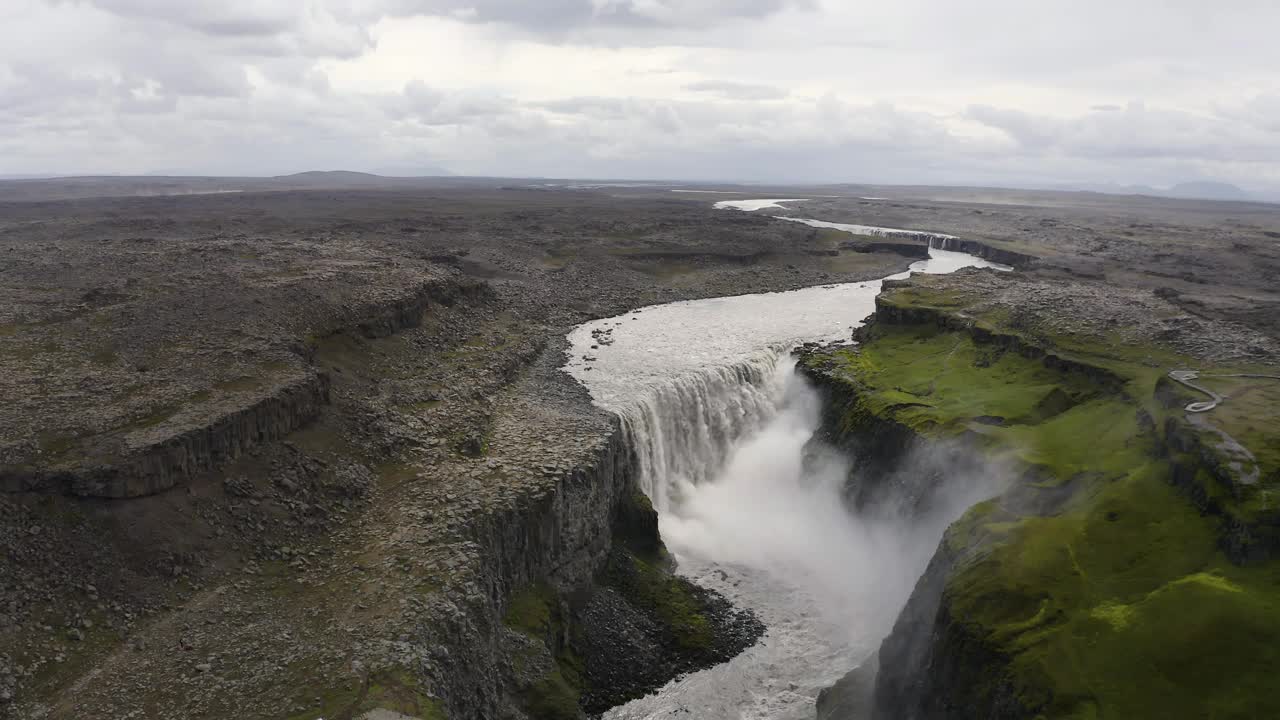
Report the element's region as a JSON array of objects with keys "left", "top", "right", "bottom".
[
  {"left": 1, "top": 0, "right": 1278, "bottom": 197},
  {"left": 968, "top": 101, "right": 1280, "bottom": 164},
  {"left": 50, "top": 0, "right": 303, "bottom": 36},
  {"left": 372, "top": 0, "right": 815, "bottom": 31},
  {"left": 685, "top": 80, "right": 787, "bottom": 100}
]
